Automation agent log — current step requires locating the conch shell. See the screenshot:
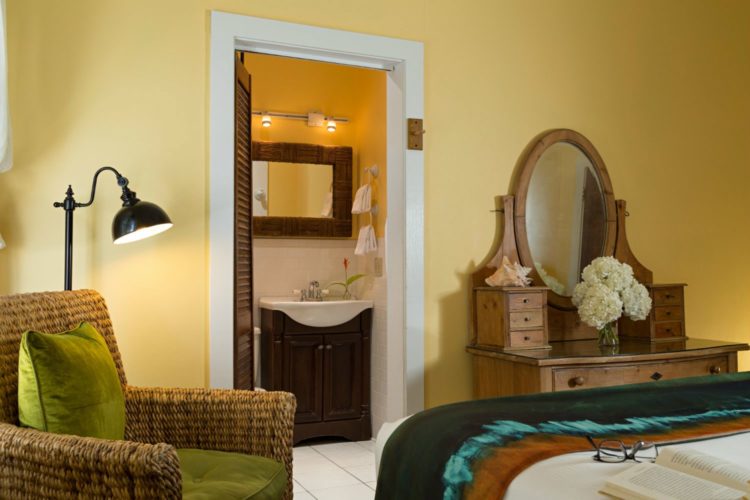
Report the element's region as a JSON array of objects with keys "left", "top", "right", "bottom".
[{"left": 485, "top": 256, "right": 532, "bottom": 287}]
